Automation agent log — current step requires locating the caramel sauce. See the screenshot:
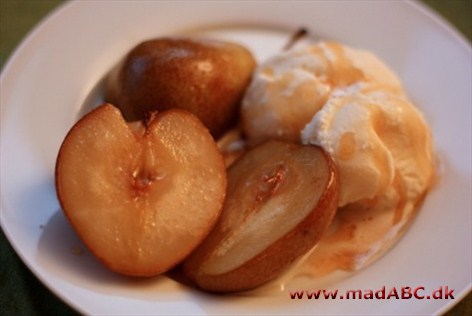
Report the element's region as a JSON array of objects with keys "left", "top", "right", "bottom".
[
  {"left": 392, "top": 170, "right": 407, "bottom": 225},
  {"left": 337, "top": 132, "right": 356, "bottom": 160},
  {"left": 325, "top": 42, "right": 365, "bottom": 87}
]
